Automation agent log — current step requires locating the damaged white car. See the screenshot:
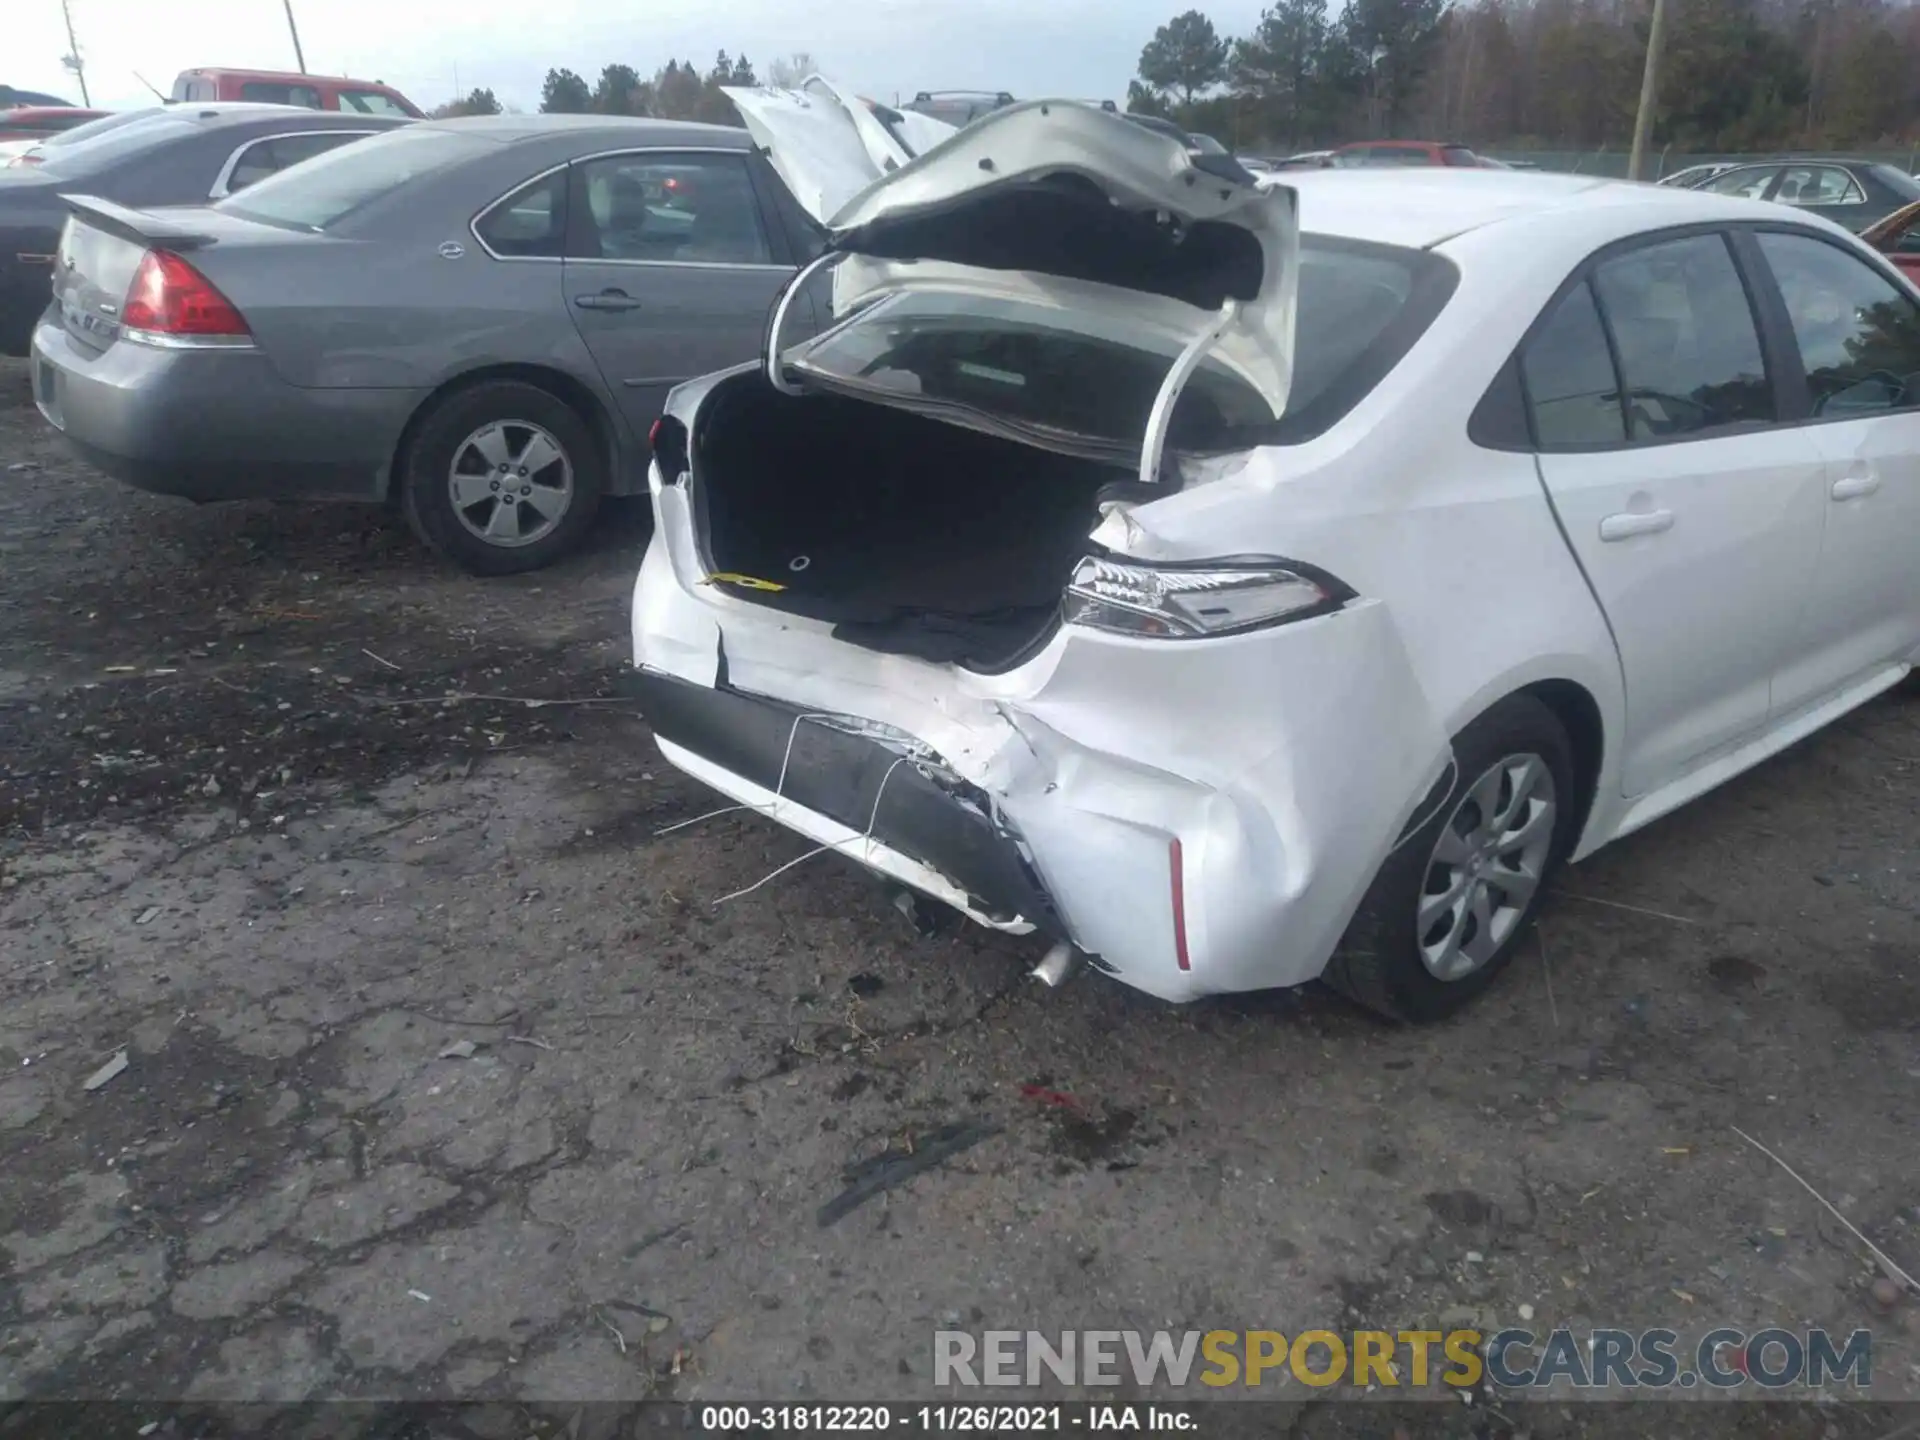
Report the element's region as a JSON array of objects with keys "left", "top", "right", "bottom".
[{"left": 630, "top": 82, "right": 1920, "bottom": 1020}]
